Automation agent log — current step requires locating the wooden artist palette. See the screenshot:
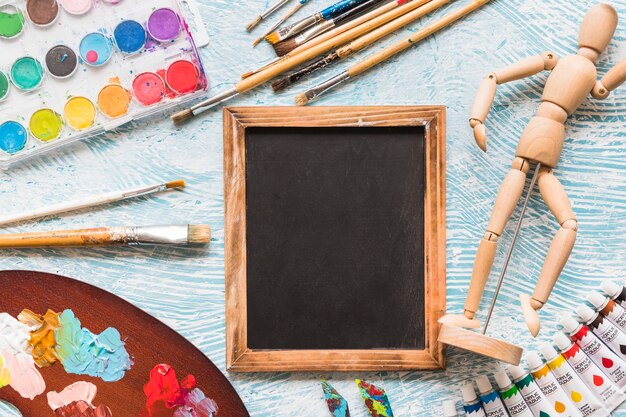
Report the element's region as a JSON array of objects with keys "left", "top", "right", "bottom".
[{"left": 0, "top": 270, "right": 249, "bottom": 417}]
